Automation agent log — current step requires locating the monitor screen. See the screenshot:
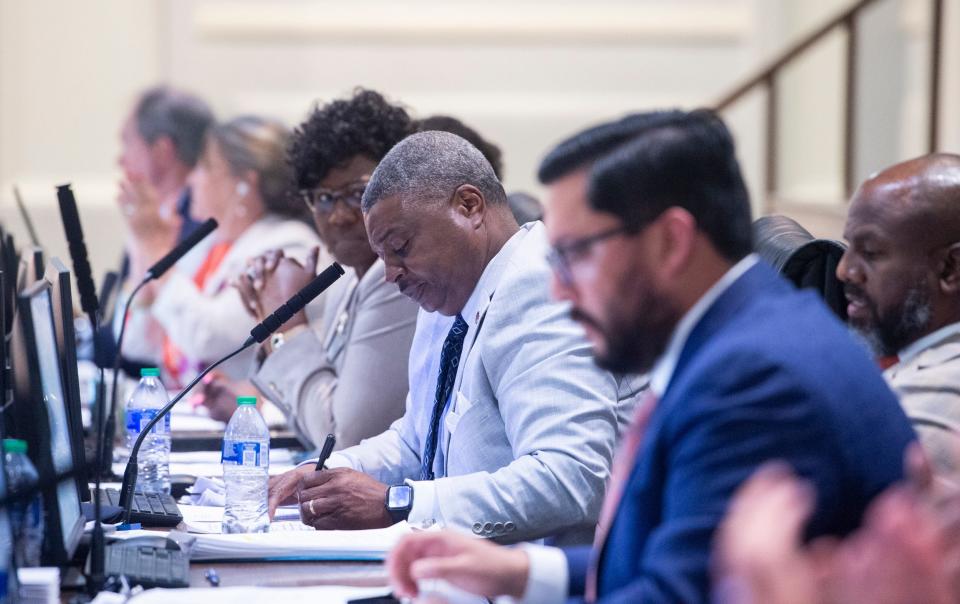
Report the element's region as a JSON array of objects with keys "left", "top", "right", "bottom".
[
  {"left": 28, "top": 289, "right": 82, "bottom": 553},
  {"left": 44, "top": 258, "right": 90, "bottom": 502}
]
